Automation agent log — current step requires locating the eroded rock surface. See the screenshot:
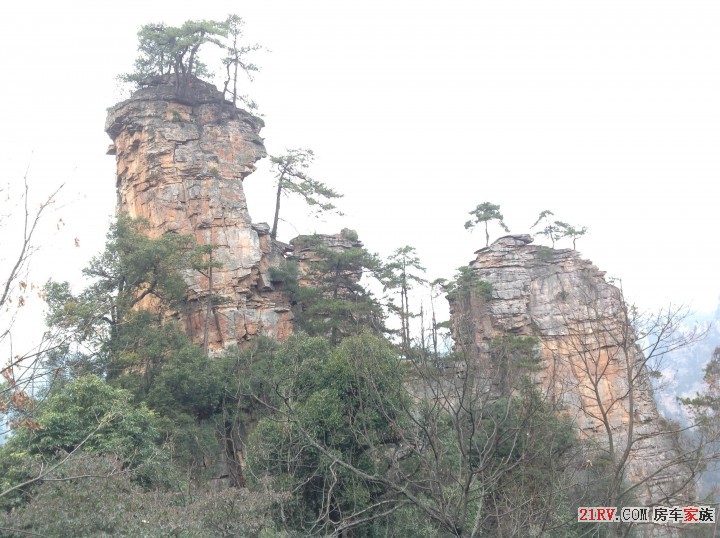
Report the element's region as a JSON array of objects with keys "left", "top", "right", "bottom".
[
  {"left": 106, "top": 76, "right": 292, "bottom": 350},
  {"left": 289, "top": 229, "right": 364, "bottom": 288},
  {"left": 450, "top": 234, "right": 692, "bottom": 506}
]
